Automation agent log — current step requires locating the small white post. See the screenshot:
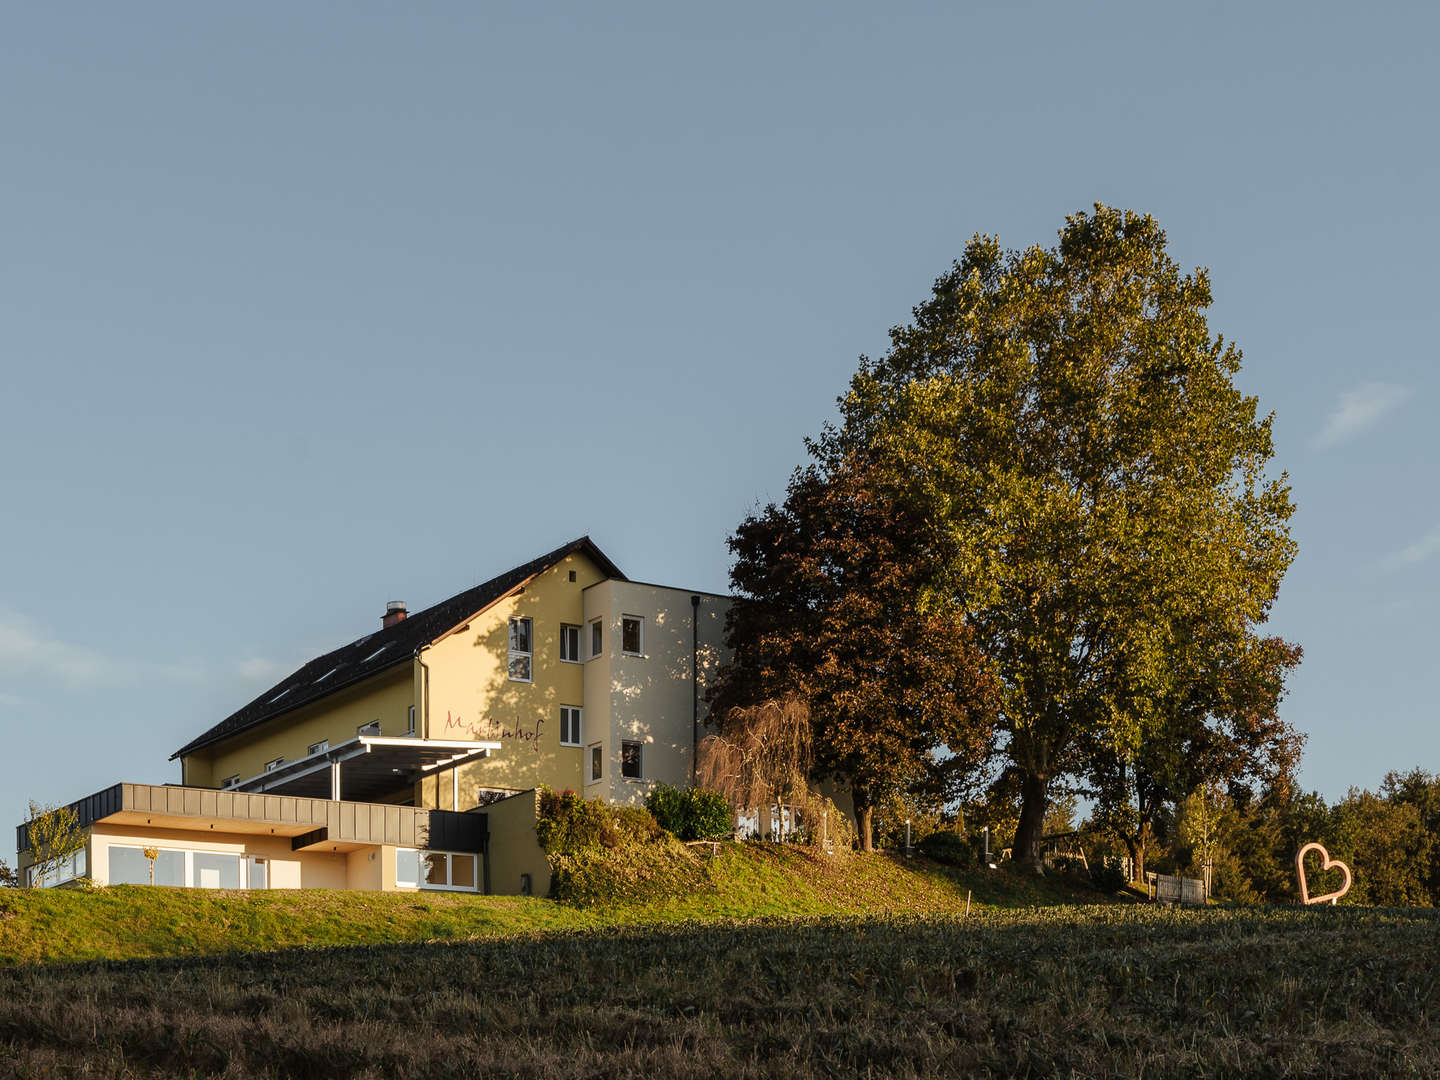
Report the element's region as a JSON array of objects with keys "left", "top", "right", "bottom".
[
  {"left": 905, "top": 819, "right": 912, "bottom": 857},
  {"left": 965, "top": 890, "right": 971, "bottom": 917},
  {"left": 452, "top": 766, "right": 459, "bottom": 811},
  {"left": 330, "top": 761, "right": 341, "bottom": 801}
]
